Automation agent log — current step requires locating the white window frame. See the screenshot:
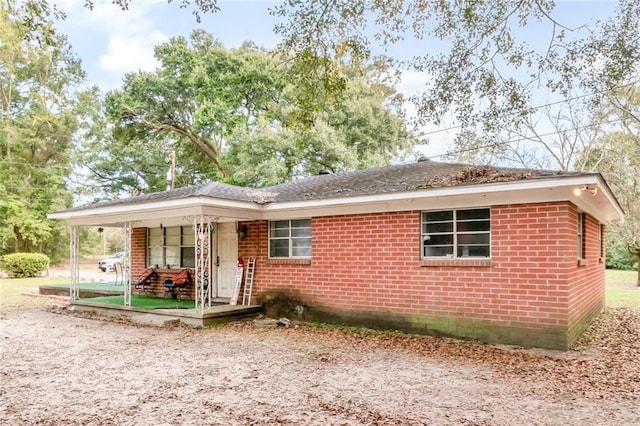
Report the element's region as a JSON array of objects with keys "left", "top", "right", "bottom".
[
  {"left": 577, "top": 212, "right": 586, "bottom": 260},
  {"left": 147, "top": 226, "right": 195, "bottom": 268},
  {"left": 268, "top": 219, "right": 312, "bottom": 259},
  {"left": 421, "top": 208, "right": 491, "bottom": 259}
]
